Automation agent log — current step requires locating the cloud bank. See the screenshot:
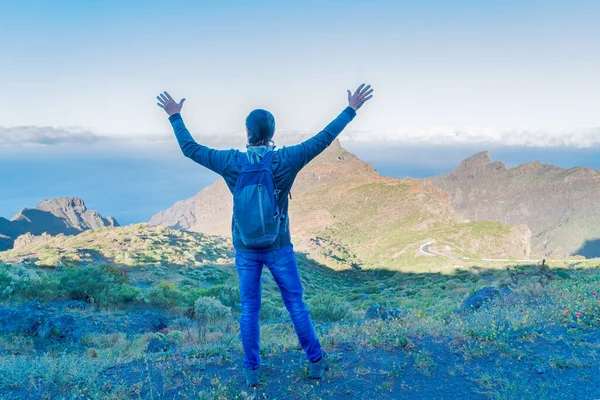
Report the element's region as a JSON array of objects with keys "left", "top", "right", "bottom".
[
  {"left": 0, "top": 126, "right": 102, "bottom": 147},
  {"left": 340, "top": 127, "right": 600, "bottom": 148},
  {"left": 2, "top": 125, "right": 600, "bottom": 150}
]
